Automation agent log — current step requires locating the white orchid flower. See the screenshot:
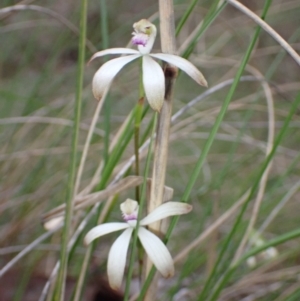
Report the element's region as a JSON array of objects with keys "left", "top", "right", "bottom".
[
  {"left": 84, "top": 198, "right": 192, "bottom": 290},
  {"left": 90, "top": 19, "right": 207, "bottom": 112}
]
